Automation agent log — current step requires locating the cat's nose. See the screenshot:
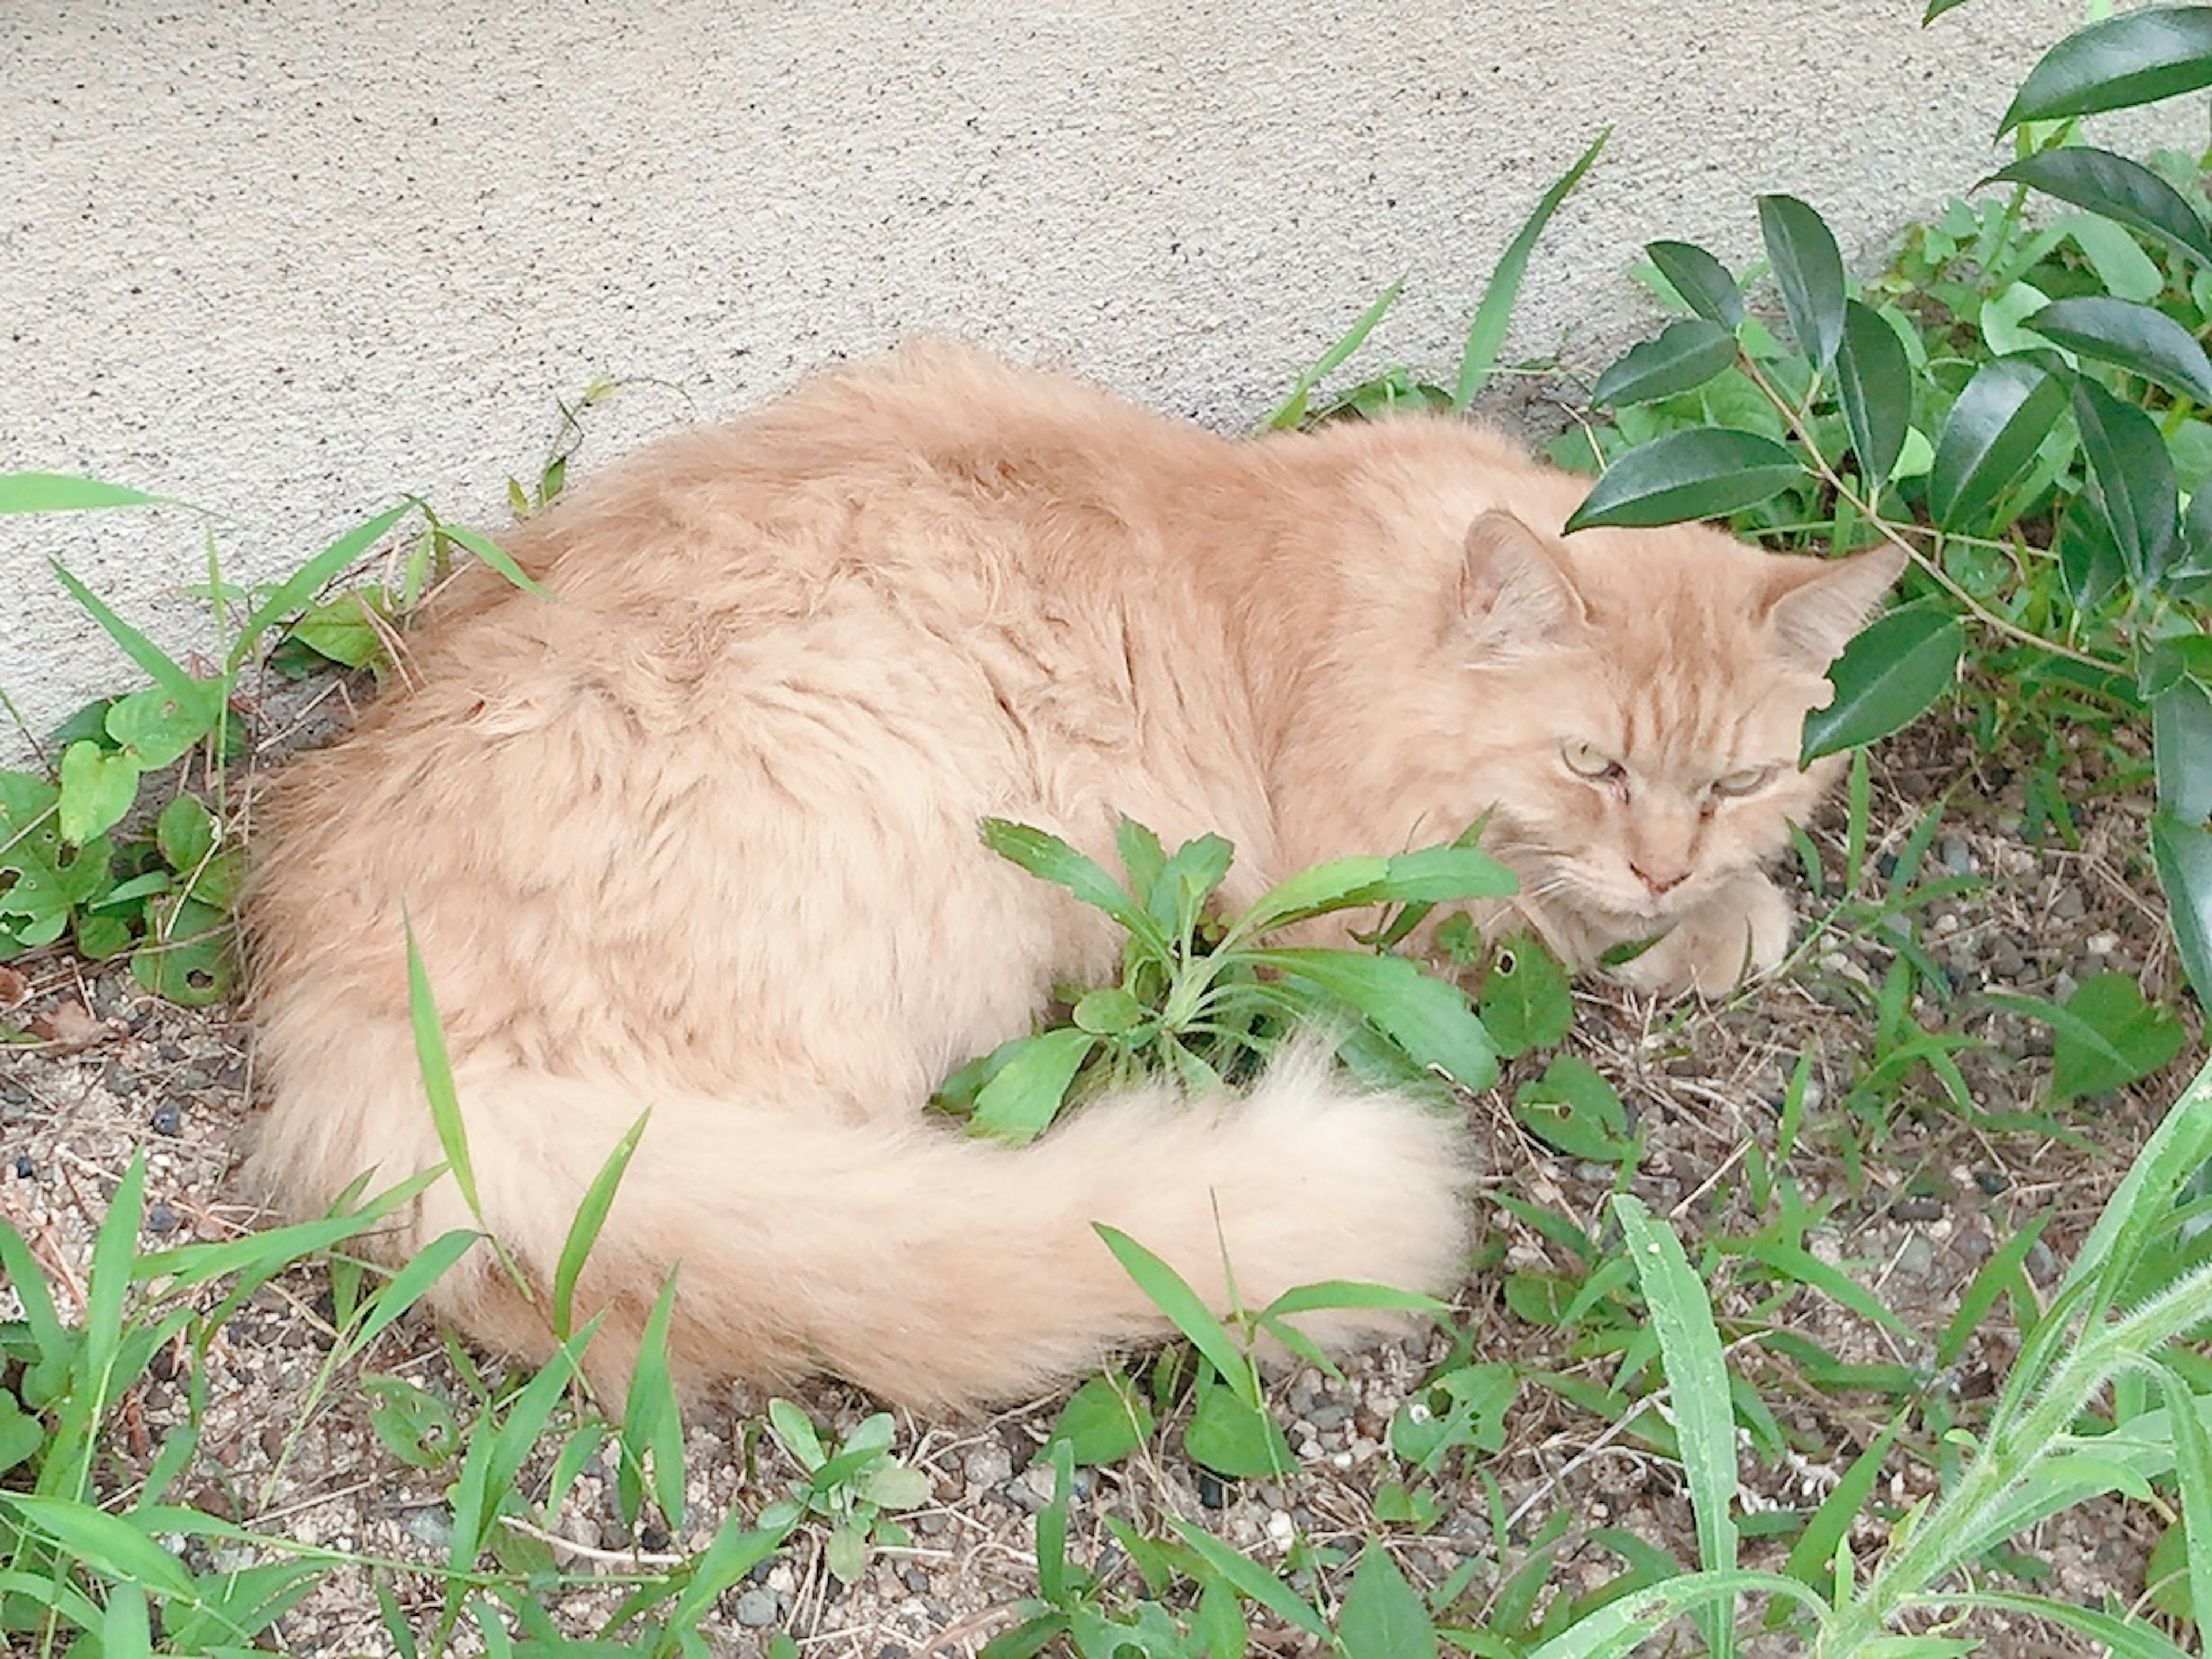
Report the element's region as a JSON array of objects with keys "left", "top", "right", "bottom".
[{"left": 1630, "top": 859, "right": 1688, "bottom": 896}]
